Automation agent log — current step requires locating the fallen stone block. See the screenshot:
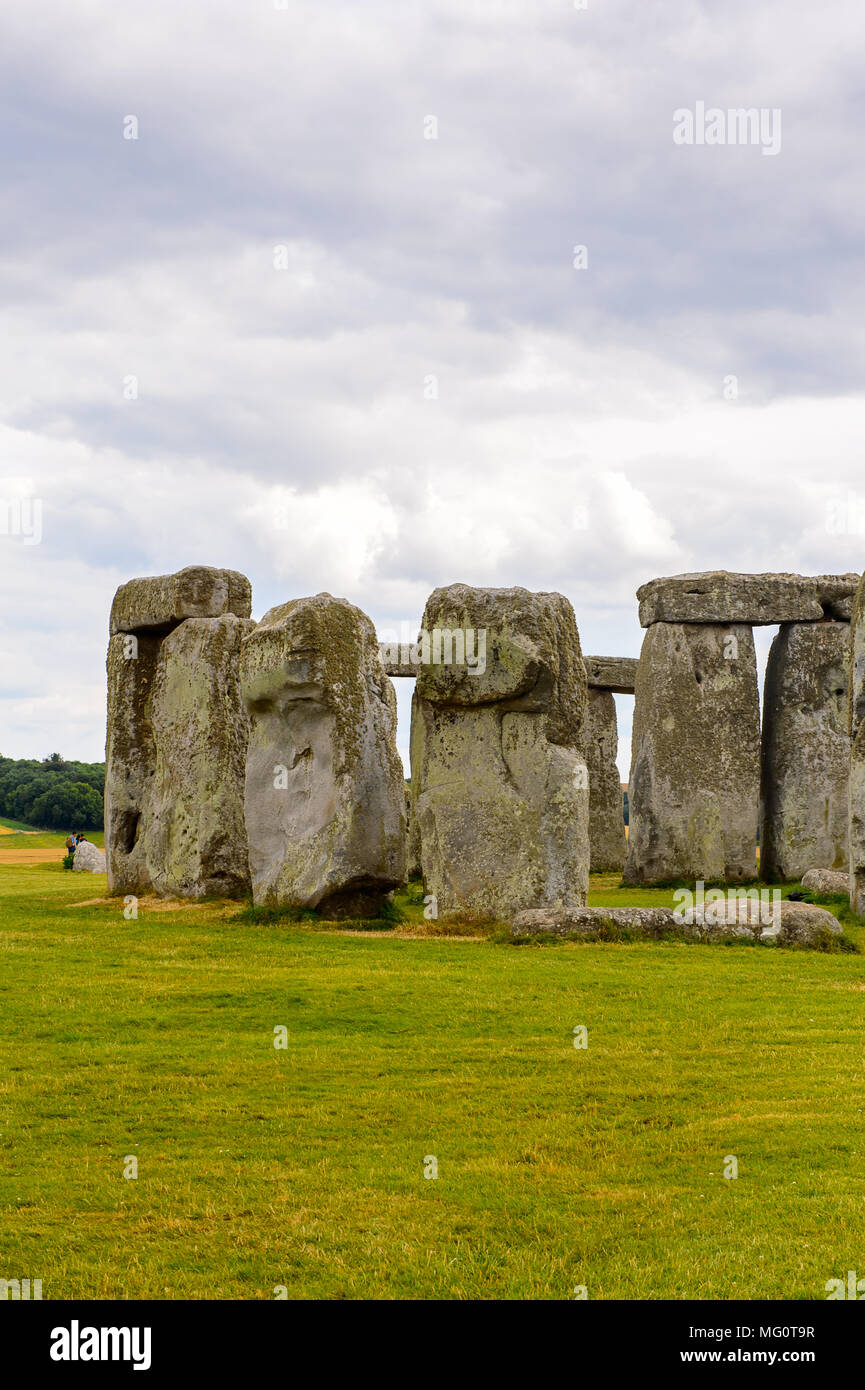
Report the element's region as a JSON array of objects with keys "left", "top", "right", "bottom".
[
  {"left": 510, "top": 898, "right": 842, "bottom": 947},
  {"left": 801, "top": 868, "right": 849, "bottom": 895},
  {"left": 73, "top": 841, "right": 106, "bottom": 873}
]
